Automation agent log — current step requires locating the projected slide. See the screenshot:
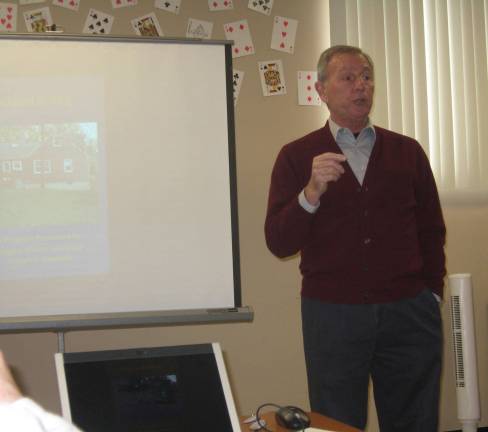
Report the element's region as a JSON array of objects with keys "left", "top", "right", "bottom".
[
  {"left": 0, "top": 38, "right": 237, "bottom": 319},
  {"left": 0, "top": 122, "right": 108, "bottom": 280}
]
